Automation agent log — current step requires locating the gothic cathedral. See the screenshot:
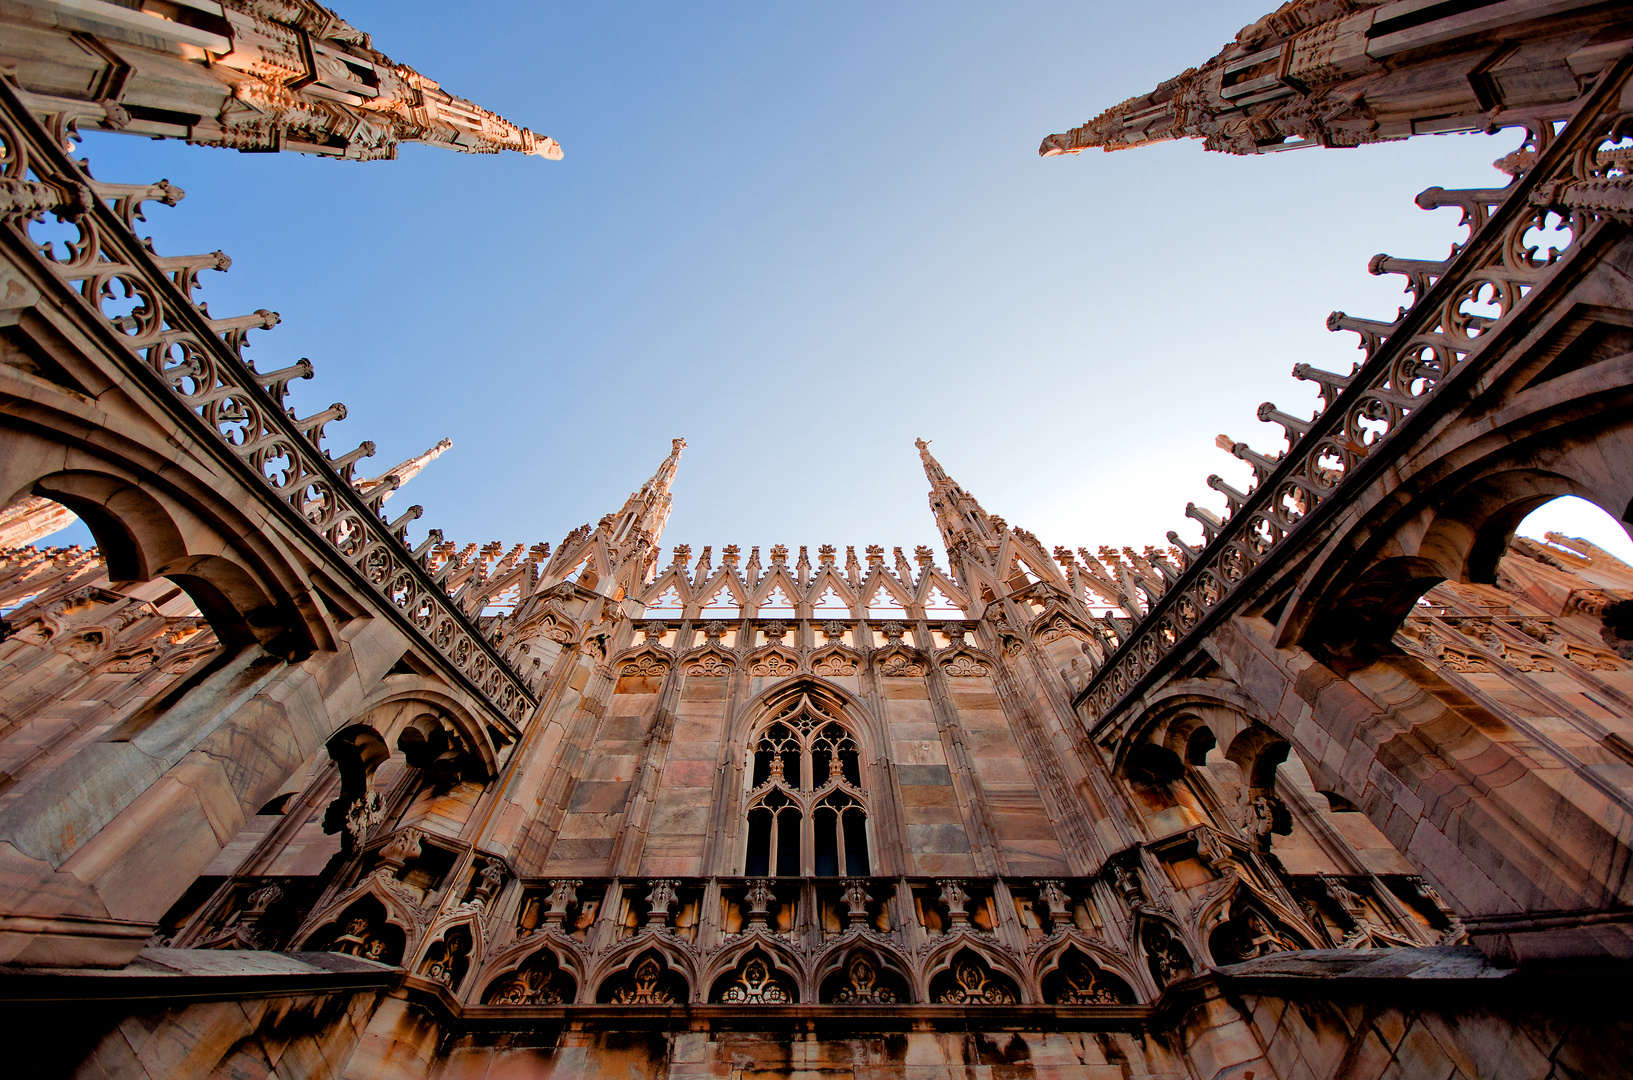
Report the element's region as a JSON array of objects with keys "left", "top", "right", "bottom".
[{"left": 1, "top": 2, "right": 1632, "bottom": 1078}]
